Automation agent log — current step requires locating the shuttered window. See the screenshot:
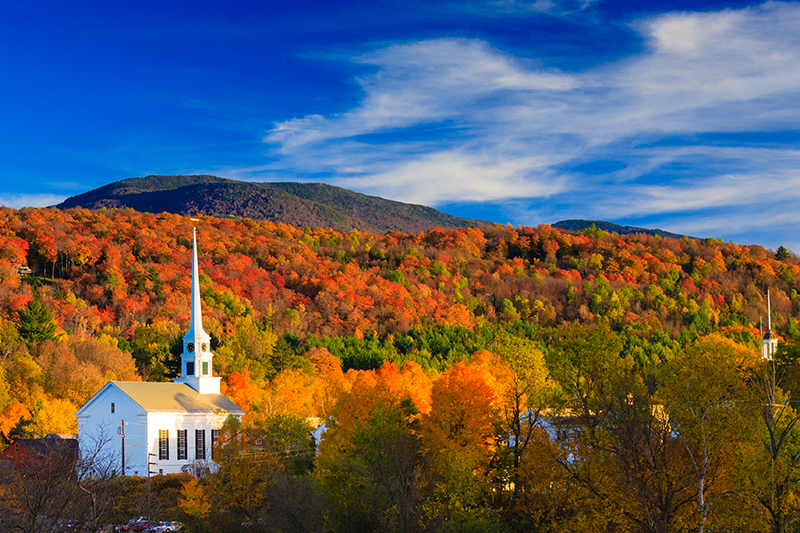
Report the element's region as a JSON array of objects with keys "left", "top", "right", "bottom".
[
  {"left": 211, "top": 429, "right": 219, "bottom": 460},
  {"left": 196, "top": 429, "right": 206, "bottom": 460},
  {"left": 177, "top": 430, "right": 187, "bottom": 460},
  {"left": 159, "top": 430, "right": 169, "bottom": 460}
]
